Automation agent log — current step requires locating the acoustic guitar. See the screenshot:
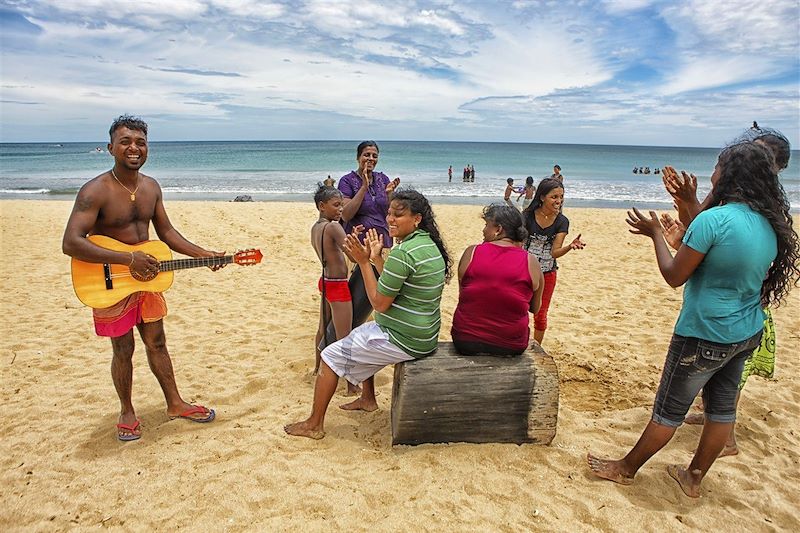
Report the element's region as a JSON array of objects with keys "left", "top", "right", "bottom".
[{"left": 71, "top": 234, "right": 262, "bottom": 308}]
